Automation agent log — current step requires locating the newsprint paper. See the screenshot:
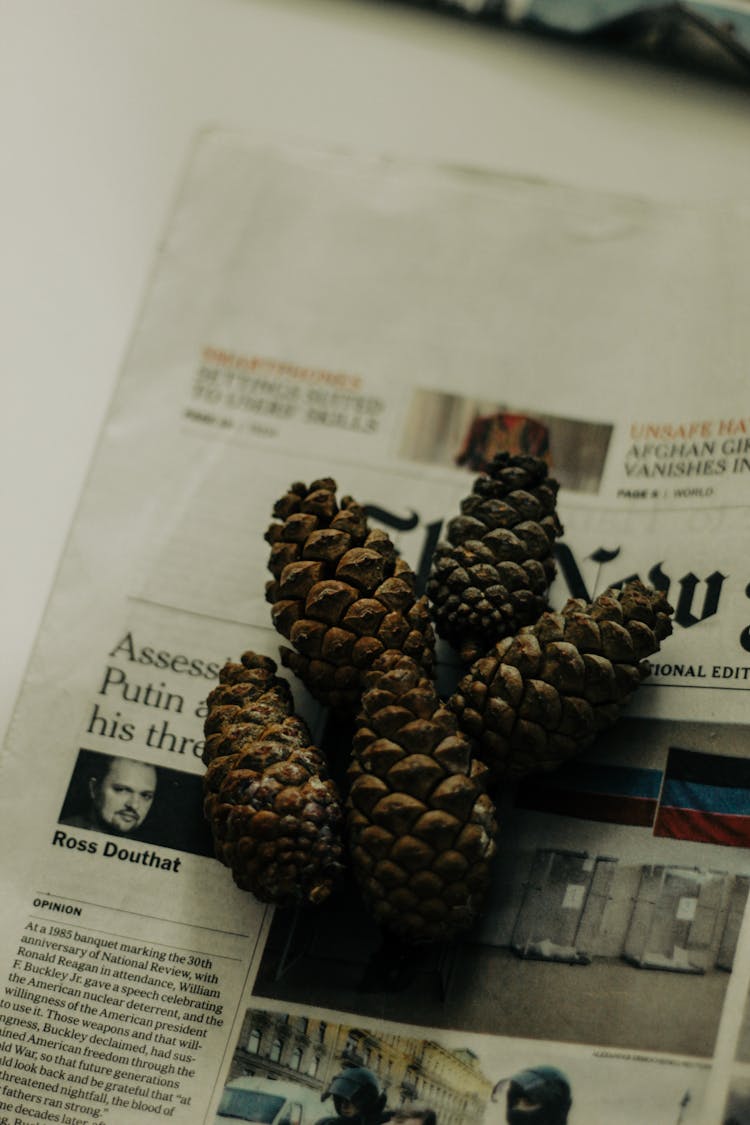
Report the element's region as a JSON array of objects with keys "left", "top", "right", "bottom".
[{"left": 2, "top": 132, "right": 750, "bottom": 1125}]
